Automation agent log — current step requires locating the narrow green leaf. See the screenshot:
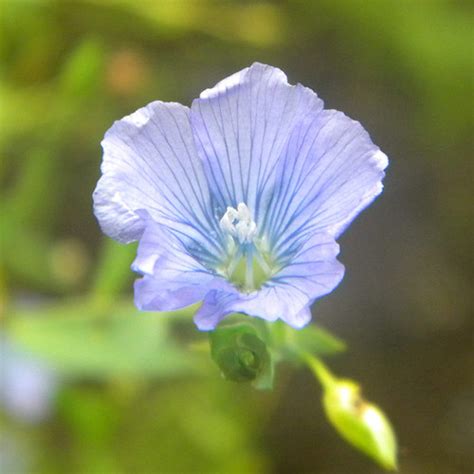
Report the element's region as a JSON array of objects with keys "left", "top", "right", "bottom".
[
  {"left": 270, "top": 321, "right": 346, "bottom": 362},
  {"left": 293, "top": 324, "right": 346, "bottom": 355}
]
